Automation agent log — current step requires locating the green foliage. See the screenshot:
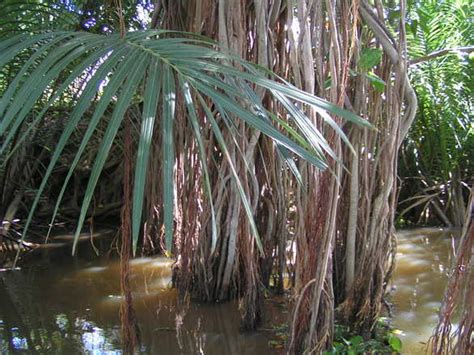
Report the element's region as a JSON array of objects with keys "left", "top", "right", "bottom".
[
  {"left": 324, "top": 324, "right": 403, "bottom": 354},
  {"left": 388, "top": 335, "right": 403, "bottom": 352},
  {"left": 398, "top": 0, "right": 473, "bottom": 226},
  {"left": 365, "top": 72, "right": 386, "bottom": 93},
  {"left": 349, "top": 48, "right": 386, "bottom": 93},
  {"left": 0, "top": 1, "right": 79, "bottom": 35},
  {"left": 359, "top": 48, "right": 383, "bottom": 71},
  {"left": 0, "top": 0, "right": 154, "bottom": 36}
]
